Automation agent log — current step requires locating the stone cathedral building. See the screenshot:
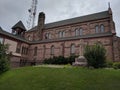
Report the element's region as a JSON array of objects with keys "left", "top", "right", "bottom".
[{"left": 0, "top": 6, "right": 120, "bottom": 67}]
